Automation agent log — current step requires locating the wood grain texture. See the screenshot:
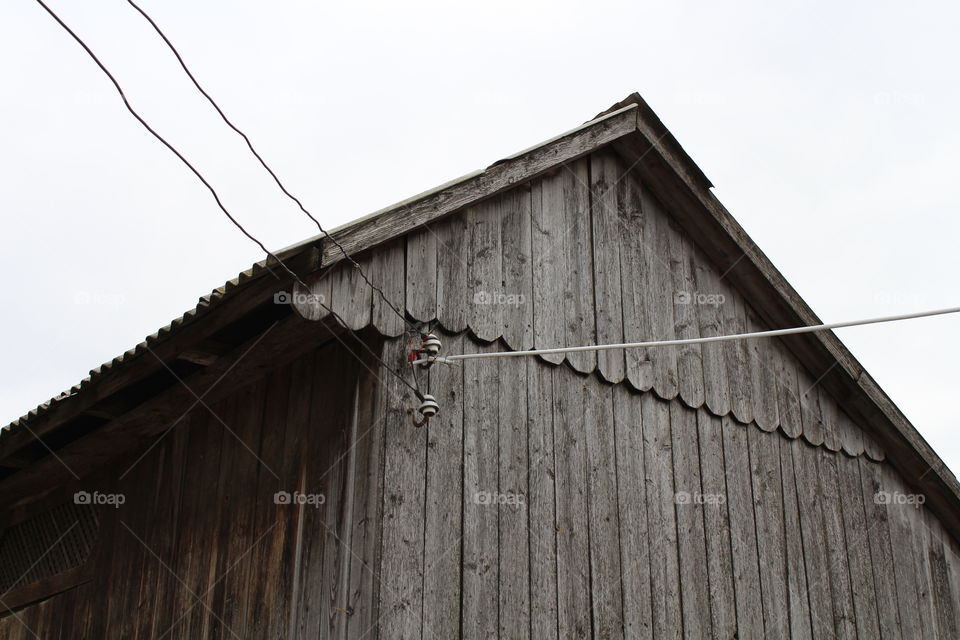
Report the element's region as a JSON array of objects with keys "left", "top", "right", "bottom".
[
  {"left": 641, "top": 190, "right": 679, "bottom": 400},
  {"left": 554, "top": 367, "right": 593, "bottom": 638},
  {"left": 377, "top": 341, "right": 425, "bottom": 640},
  {"left": 670, "top": 403, "right": 711, "bottom": 639},
  {"left": 722, "top": 417, "right": 764, "bottom": 638},
  {"left": 775, "top": 341, "right": 803, "bottom": 439},
  {"left": 590, "top": 152, "right": 626, "bottom": 384},
  {"left": 789, "top": 437, "right": 835, "bottom": 640},
  {"left": 856, "top": 457, "right": 903, "bottom": 640},
  {"left": 584, "top": 381, "right": 624, "bottom": 639},
  {"left": 836, "top": 454, "right": 881, "bottom": 639},
  {"left": 617, "top": 167, "right": 655, "bottom": 392},
  {"left": 526, "top": 356, "right": 559, "bottom": 640},
  {"left": 331, "top": 255, "right": 374, "bottom": 331},
  {"left": 690, "top": 247, "right": 730, "bottom": 416},
  {"left": 461, "top": 339, "right": 500, "bottom": 640},
  {"left": 612, "top": 384, "right": 653, "bottom": 639},
  {"left": 500, "top": 185, "right": 535, "bottom": 351},
  {"left": 642, "top": 394, "right": 682, "bottom": 639},
  {"left": 561, "top": 160, "right": 598, "bottom": 374},
  {"left": 747, "top": 309, "right": 780, "bottom": 432},
  {"left": 370, "top": 237, "right": 407, "bottom": 337},
  {"left": 0, "top": 330, "right": 944, "bottom": 640},
  {"left": 498, "top": 353, "right": 531, "bottom": 639},
  {"left": 467, "top": 201, "right": 503, "bottom": 342},
  {"left": 778, "top": 437, "right": 814, "bottom": 640},
  {"left": 422, "top": 332, "right": 464, "bottom": 640},
  {"left": 405, "top": 227, "right": 437, "bottom": 323},
  {"left": 435, "top": 213, "right": 469, "bottom": 333},
  {"left": 749, "top": 427, "right": 790, "bottom": 637},
  {"left": 696, "top": 411, "right": 737, "bottom": 639},
  {"left": 670, "top": 233, "right": 706, "bottom": 409},
  {"left": 531, "top": 173, "right": 567, "bottom": 365},
  {"left": 816, "top": 446, "right": 857, "bottom": 638}
]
